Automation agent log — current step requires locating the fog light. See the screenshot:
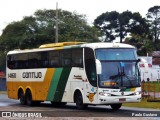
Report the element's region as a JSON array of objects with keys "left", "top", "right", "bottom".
[
  {"left": 99, "top": 92, "right": 111, "bottom": 96},
  {"left": 137, "top": 98, "right": 141, "bottom": 100}
]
